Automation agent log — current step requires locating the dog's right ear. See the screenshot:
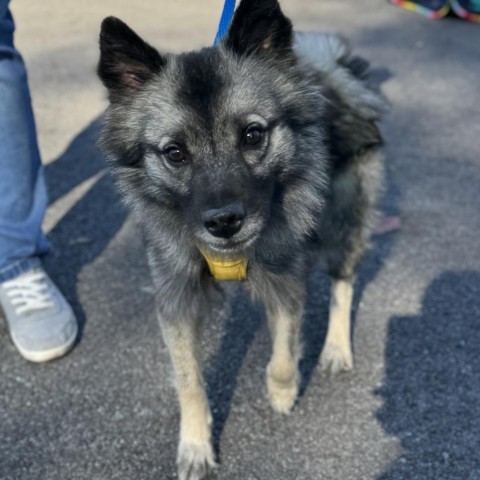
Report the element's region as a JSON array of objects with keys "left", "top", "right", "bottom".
[
  {"left": 98, "top": 17, "right": 164, "bottom": 96},
  {"left": 223, "top": 0, "right": 293, "bottom": 58}
]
